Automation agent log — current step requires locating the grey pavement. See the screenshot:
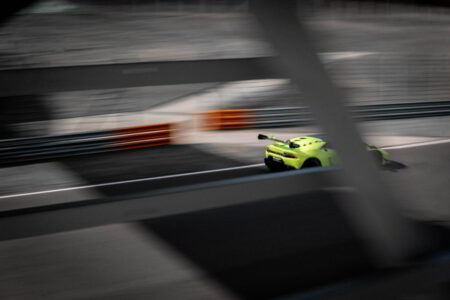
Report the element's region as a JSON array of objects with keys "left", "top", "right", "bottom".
[{"left": 2, "top": 4, "right": 450, "bottom": 68}]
